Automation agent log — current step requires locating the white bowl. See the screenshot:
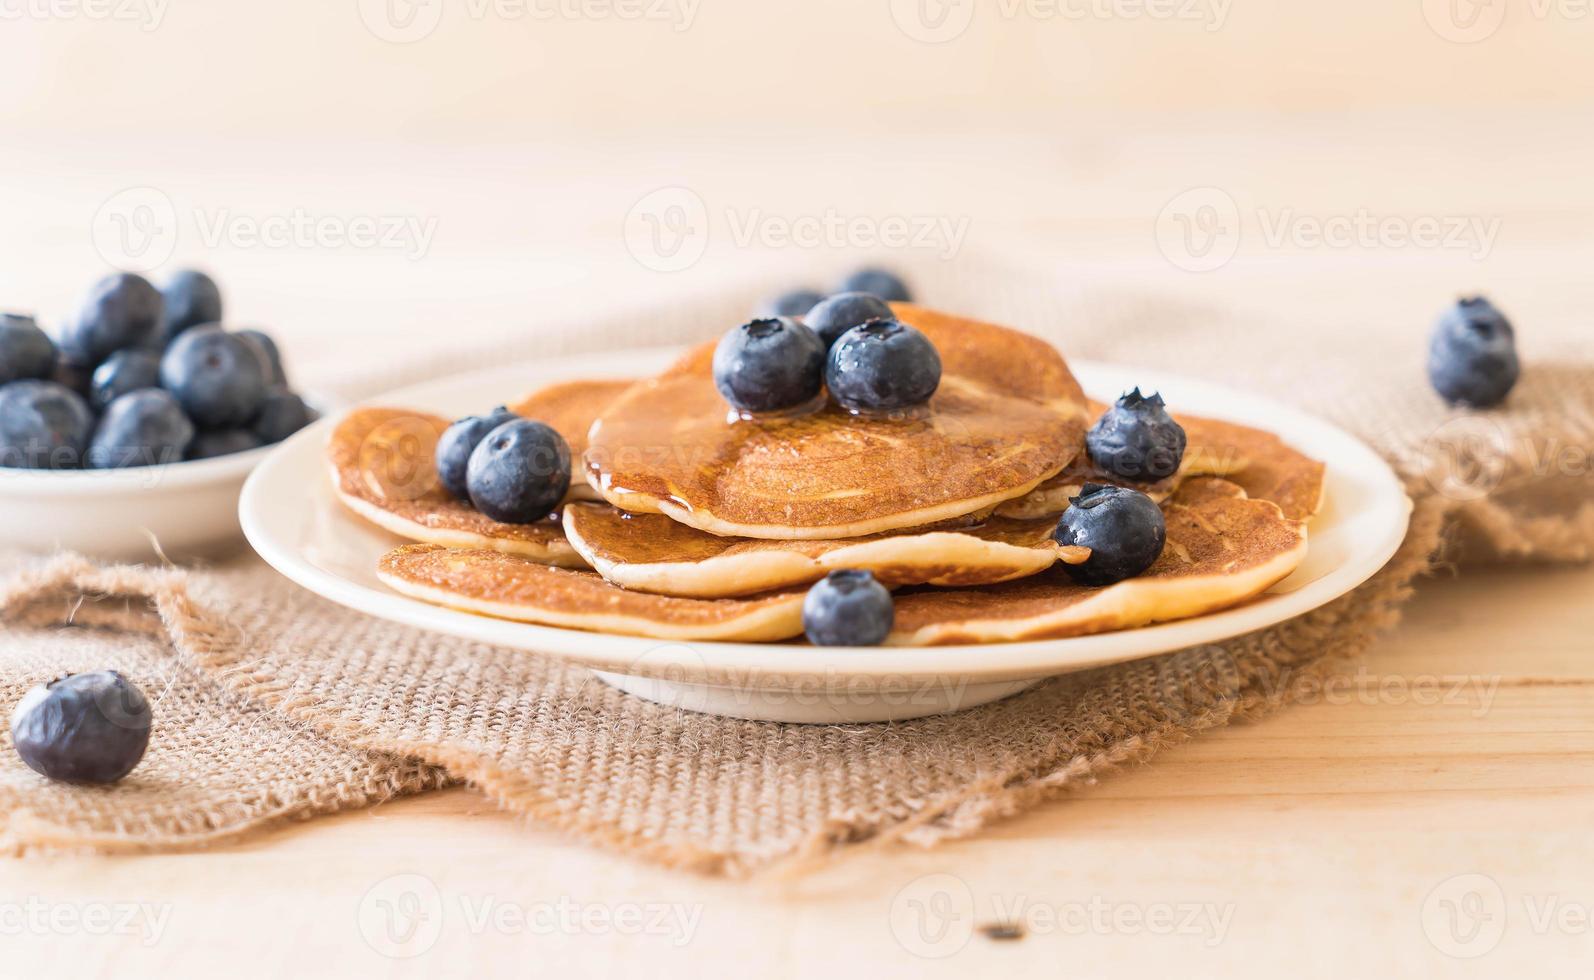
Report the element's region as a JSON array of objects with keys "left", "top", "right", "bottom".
[
  {"left": 0, "top": 402, "right": 324, "bottom": 562},
  {"left": 241, "top": 351, "right": 1412, "bottom": 724}
]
